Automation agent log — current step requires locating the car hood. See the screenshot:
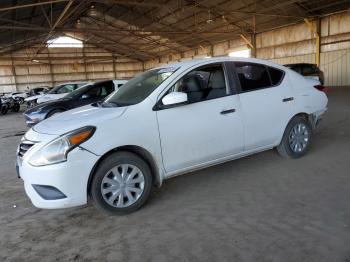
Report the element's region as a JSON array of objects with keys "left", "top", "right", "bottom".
[
  {"left": 33, "top": 104, "right": 127, "bottom": 135},
  {"left": 37, "top": 93, "right": 65, "bottom": 102},
  {"left": 25, "top": 99, "right": 62, "bottom": 114}
]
